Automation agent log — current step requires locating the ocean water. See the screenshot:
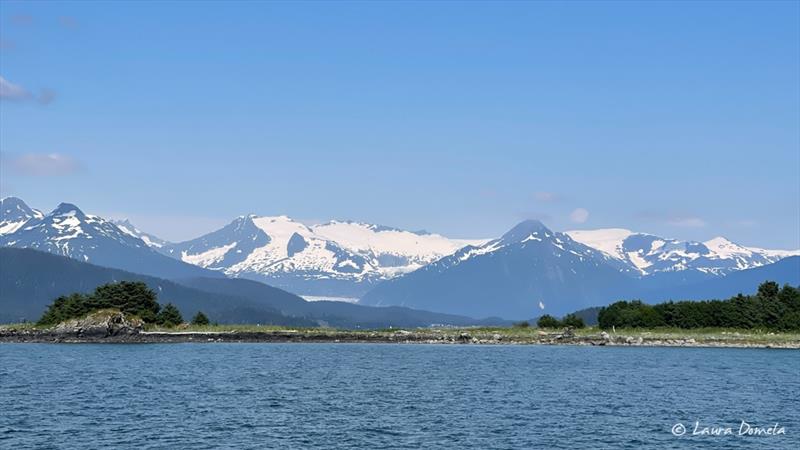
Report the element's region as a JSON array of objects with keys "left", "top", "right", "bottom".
[{"left": 1, "top": 344, "right": 798, "bottom": 449}]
